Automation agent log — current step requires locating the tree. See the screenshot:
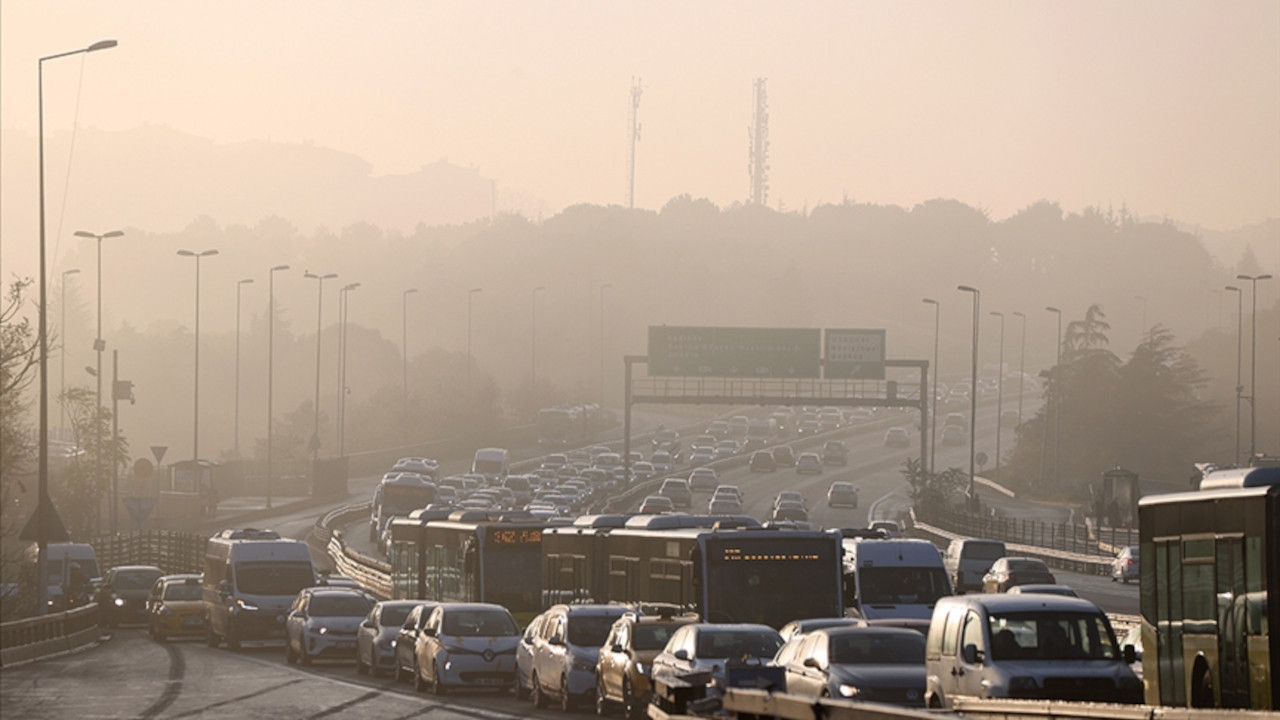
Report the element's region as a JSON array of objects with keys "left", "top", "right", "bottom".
[{"left": 55, "top": 386, "right": 129, "bottom": 539}]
